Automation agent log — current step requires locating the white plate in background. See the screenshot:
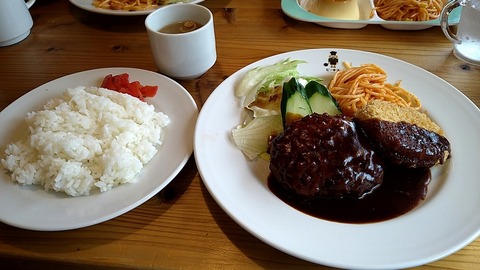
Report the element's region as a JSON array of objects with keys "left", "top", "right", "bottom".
[
  {"left": 69, "top": 0, "right": 204, "bottom": 16},
  {"left": 282, "top": 0, "right": 461, "bottom": 30}
]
